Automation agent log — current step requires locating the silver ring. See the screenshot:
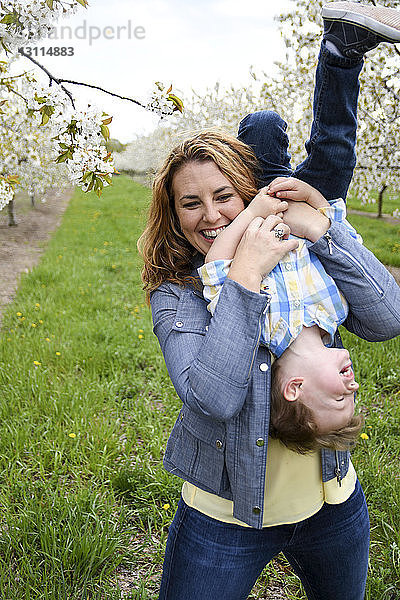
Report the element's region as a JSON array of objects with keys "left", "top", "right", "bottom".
[{"left": 274, "top": 227, "right": 285, "bottom": 240}]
